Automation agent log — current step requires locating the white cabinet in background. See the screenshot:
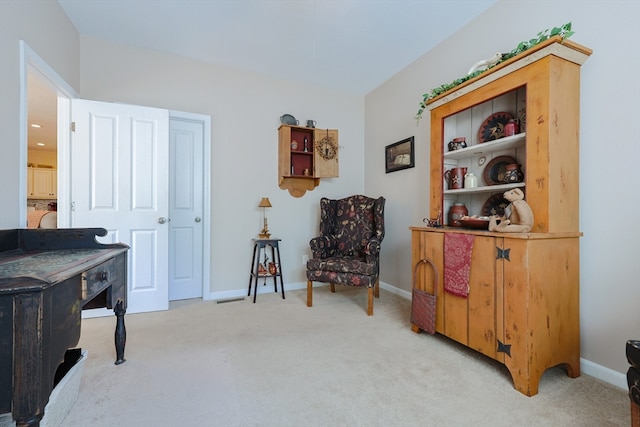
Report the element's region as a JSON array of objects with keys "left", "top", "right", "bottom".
[{"left": 28, "top": 167, "right": 57, "bottom": 199}]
